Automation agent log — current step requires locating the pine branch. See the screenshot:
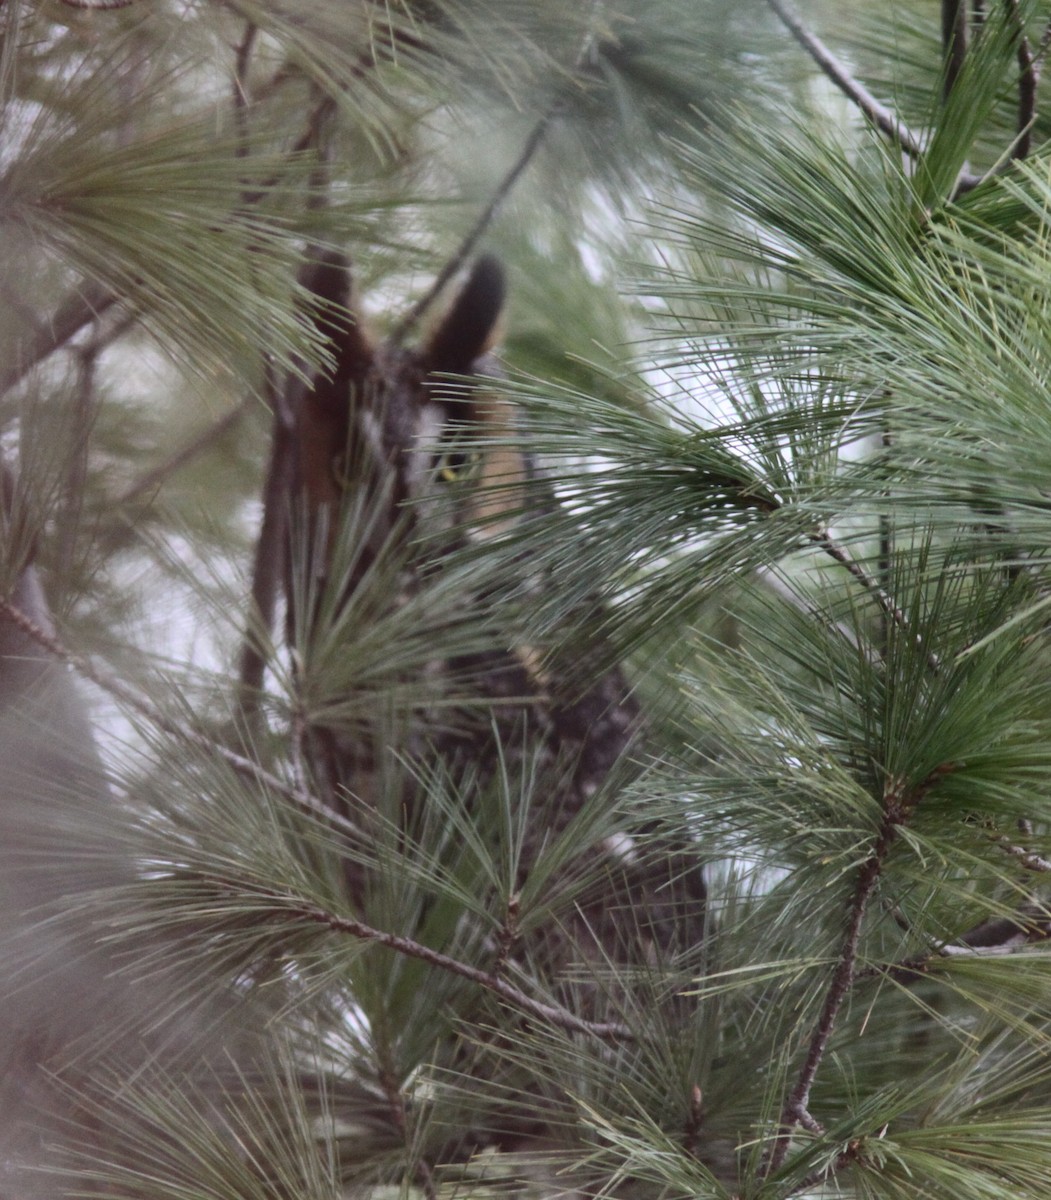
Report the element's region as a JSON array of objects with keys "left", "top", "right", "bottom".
[
  {"left": 765, "top": 780, "right": 917, "bottom": 1176},
  {"left": 765, "top": 0, "right": 982, "bottom": 189},
  {"left": 0, "top": 595, "right": 357, "bottom": 839},
  {"left": 813, "top": 529, "right": 941, "bottom": 673},
  {"left": 247, "top": 888, "right": 634, "bottom": 1042},
  {"left": 0, "top": 65, "right": 318, "bottom": 408}
]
